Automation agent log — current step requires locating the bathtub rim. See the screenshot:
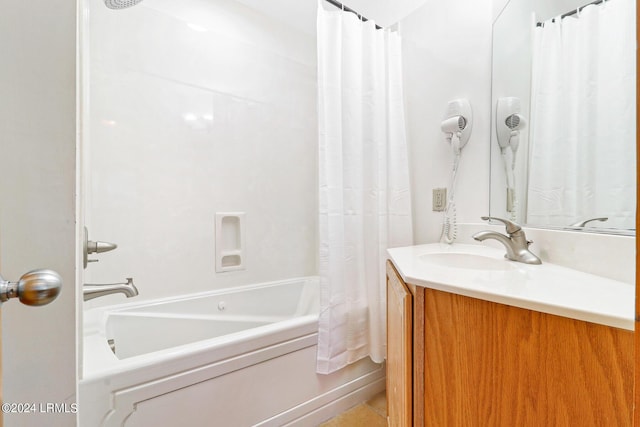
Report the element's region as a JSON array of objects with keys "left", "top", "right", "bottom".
[{"left": 86, "top": 275, "right": 318, "bottom": 316}]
